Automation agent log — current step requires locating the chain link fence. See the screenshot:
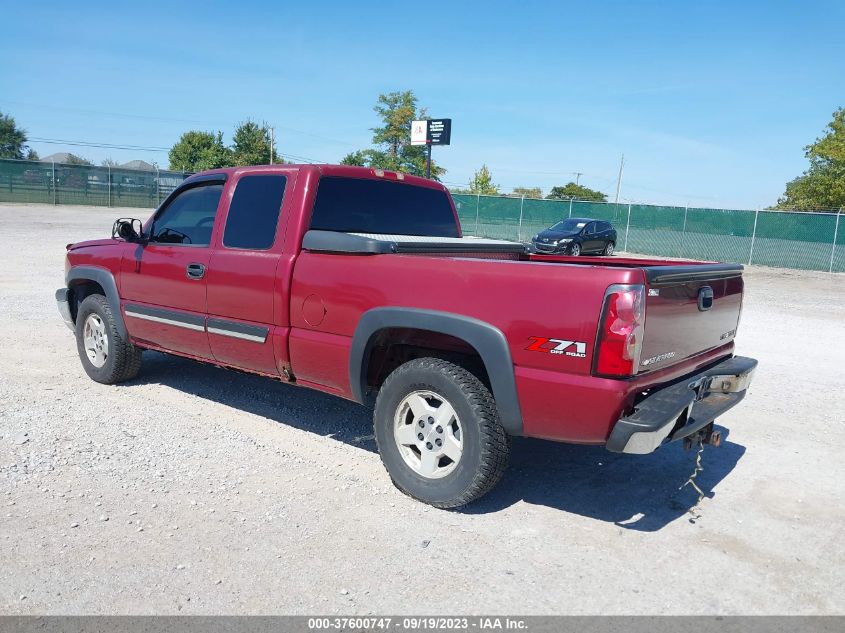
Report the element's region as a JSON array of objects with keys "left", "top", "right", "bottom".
[
  {"left": 0, "top": 158, "right": 190, "bottom": 209},
  {"left": 453, "top": 193, "right": 844, "bottom": 273},
  {"left": 1, "top": 158, "right": 841, "bottom": 272}
]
